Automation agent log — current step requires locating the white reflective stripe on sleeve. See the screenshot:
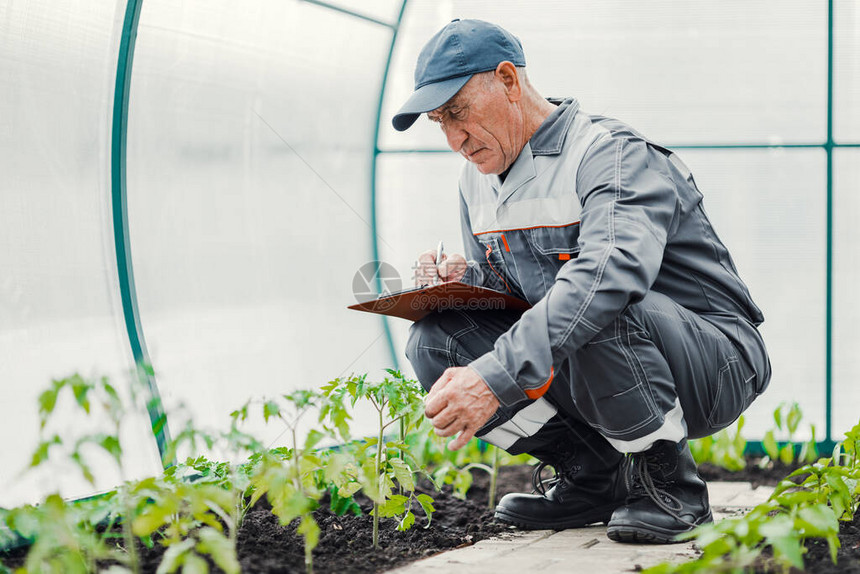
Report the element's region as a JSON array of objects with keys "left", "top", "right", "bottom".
[
  {"left": 477, "top": 397, "right": 558, "bottom": 450},
  {"left": 603, "top": 398, "right": 687, "bottom": 454}
]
